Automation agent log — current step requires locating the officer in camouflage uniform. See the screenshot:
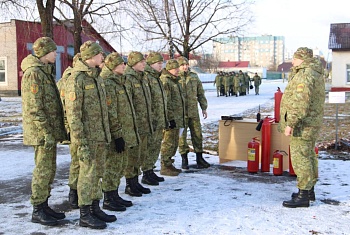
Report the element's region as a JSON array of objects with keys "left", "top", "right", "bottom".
[
  {"left": 213, "top": 71, "right": 223, "bottom": 97},
  {"left": 21, "top": 37, "right": 66, "bottom": 226},
  {"left": 177, "top": 56, "right": 210, "bottom": 169},
  {"left": 253, "top": 73, "right": 262, "bottom": 95},
  {"left": 57, "top": 53, "right": 81, "bottom": 209},
  {"left": 142, "top": 52, "right": 168, "bottom": 185},
  {"left": 160, "top": 59, "right": 185, "bottom": 176},
  {"left": 101, "top": 52, "right": 139, "bottom": 211},
  {"left": 123, "top": 51, "right": 153, "bottom": 196},
  {"left": 278, "top": 47, "right": 325, "bottom": 208},
  {"left": 65, "top": 41, "right": 115, "bottom": 229}
]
